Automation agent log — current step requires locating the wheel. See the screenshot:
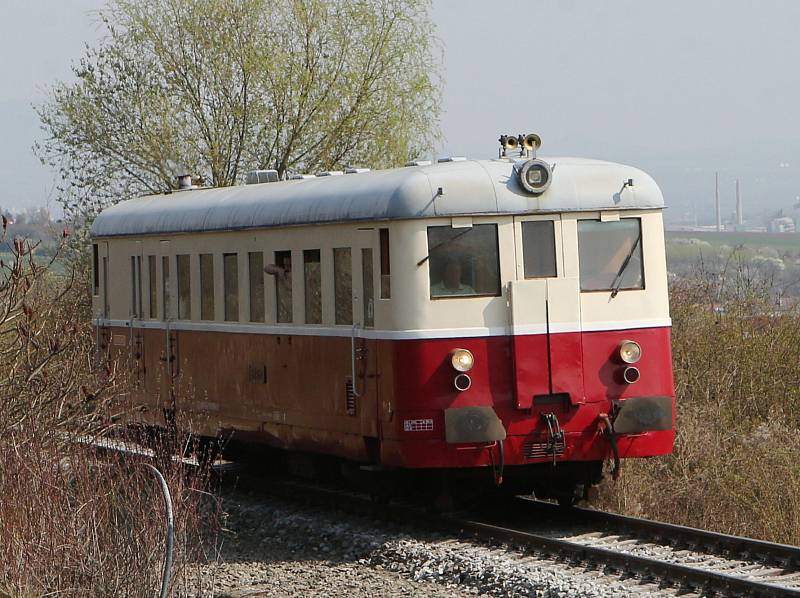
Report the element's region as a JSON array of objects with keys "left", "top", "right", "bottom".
[
  {"left": 557, "top": 495, "right": 577, "bottom": 508},
  {"left": 555, "top": 483, "right": 584, "bottom": 508}
]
